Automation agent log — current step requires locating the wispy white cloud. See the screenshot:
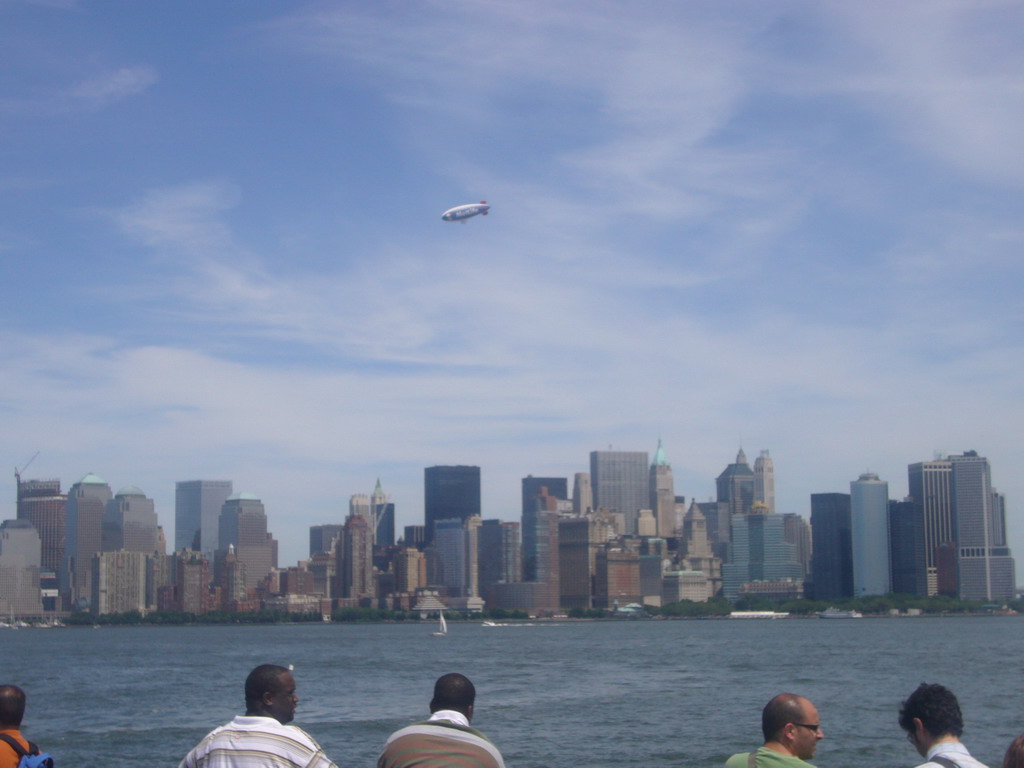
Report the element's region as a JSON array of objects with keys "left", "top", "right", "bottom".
[
  {"left": 68, "top": 66, "right": 158, "bottom": 110},
  {"left": 5, "top": 1, "right": 1024, "bottom": 563},
  {"left": 1, "top": 65, "right": 158, "bottom": 116}
]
